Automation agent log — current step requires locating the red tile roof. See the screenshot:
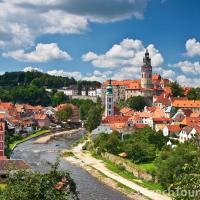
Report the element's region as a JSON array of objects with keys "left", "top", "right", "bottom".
[
  {"left": 173, "top": 100, "right": 200, "bottom": 108},
  {"left": 134, "top": 124, "right": 148, "bottom": 129},
  {"left": 153, "top": 118, "right": 173, "bottom": 123},
  {"left": 102, "top": 115, "right": 130, "bottom": 124},
  {"left": 166, "top": 125, "right": 181, "bottom": 132}
]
